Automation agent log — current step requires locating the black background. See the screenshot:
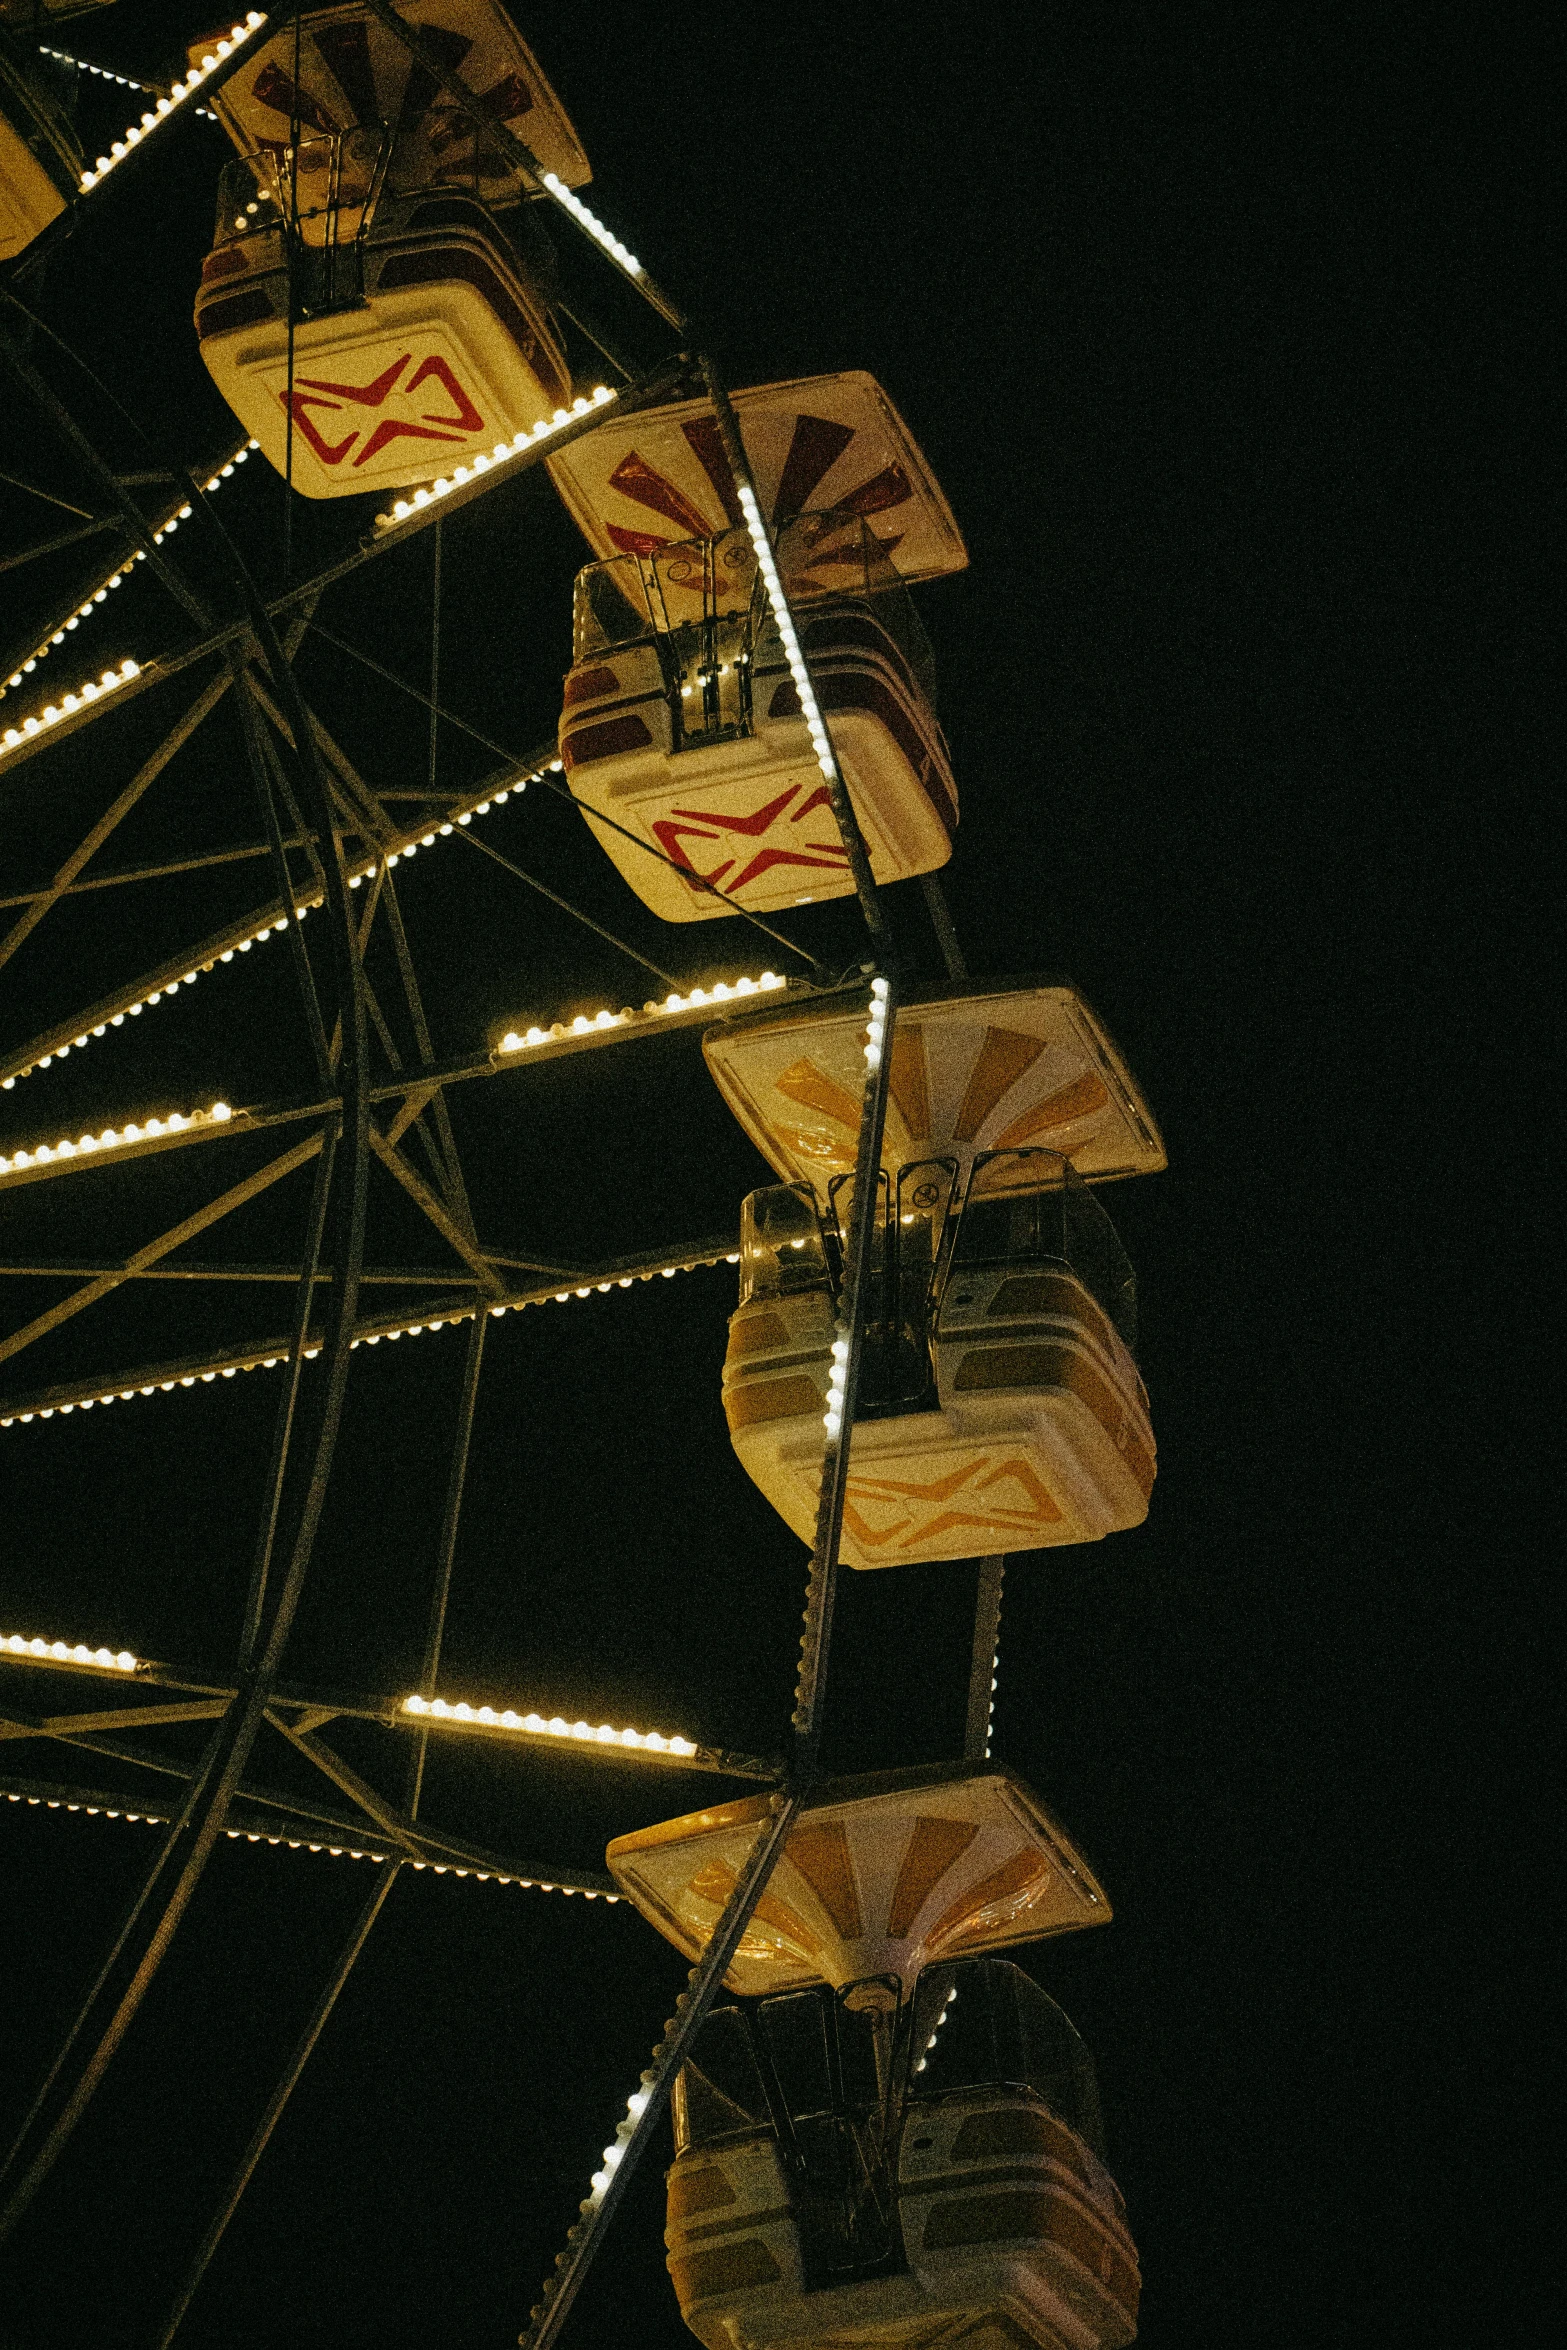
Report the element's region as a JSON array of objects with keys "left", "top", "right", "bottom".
[{"left": 0, "top": 4, "right": 1545, "bottom": 2346}]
